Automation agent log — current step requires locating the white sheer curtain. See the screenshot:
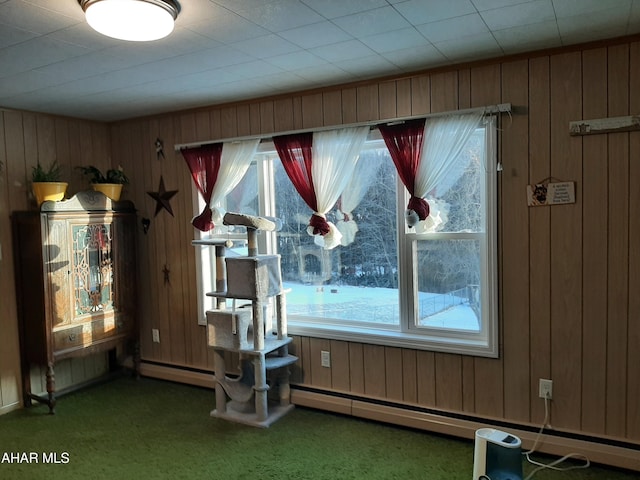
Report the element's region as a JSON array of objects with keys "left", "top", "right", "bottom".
[
  {"left": 210, "top": 139, "right": 260, "bottom": 225},
  {"left": 413, "top": 112, "right": 483, "bottom": 232},
  {"left": 336, "top": 153, "right": 382, "bottom": 246},
  {"left": 310, "top": 126, "right": 369, "bottom": 249}
]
